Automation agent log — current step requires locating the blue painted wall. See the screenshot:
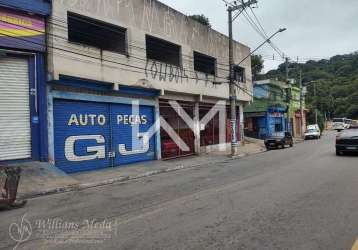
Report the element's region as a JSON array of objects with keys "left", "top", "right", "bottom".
[
  {"left": 27, "top": 54, "right": 48, "bottom": 161},
  {"left": 251, "top": 110, "right": 286, "bottom": 140},
  {"left": 254, "top": 85, "right": 269, "bottom": 99}
]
